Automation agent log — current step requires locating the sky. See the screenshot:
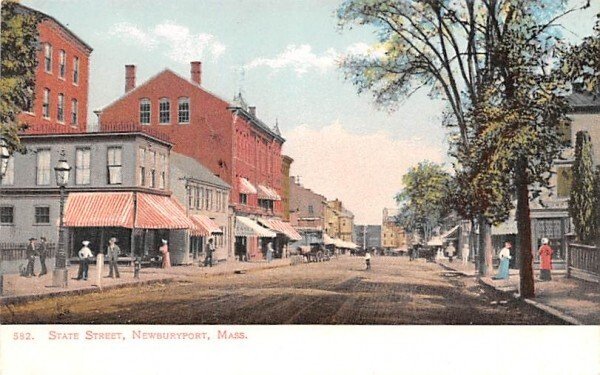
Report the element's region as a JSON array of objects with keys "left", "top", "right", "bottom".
[{"left": 21, "top": 0, "right": 600, "bottom": 224}]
